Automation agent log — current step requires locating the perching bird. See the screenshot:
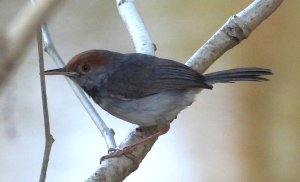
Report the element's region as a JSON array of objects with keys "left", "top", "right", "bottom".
[{"left": 44, "top": 50, "right": 272, "bottom": 160}]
